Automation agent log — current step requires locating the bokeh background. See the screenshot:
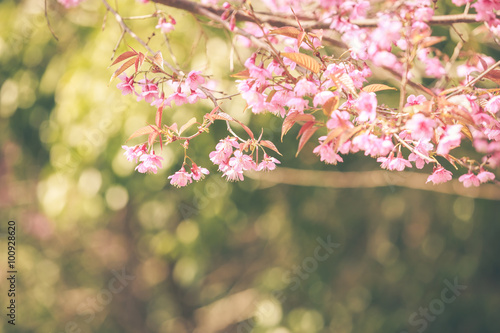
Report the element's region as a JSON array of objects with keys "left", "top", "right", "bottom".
[{"left": 1, "top": 0, "right": 500, "bottom": 332}]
